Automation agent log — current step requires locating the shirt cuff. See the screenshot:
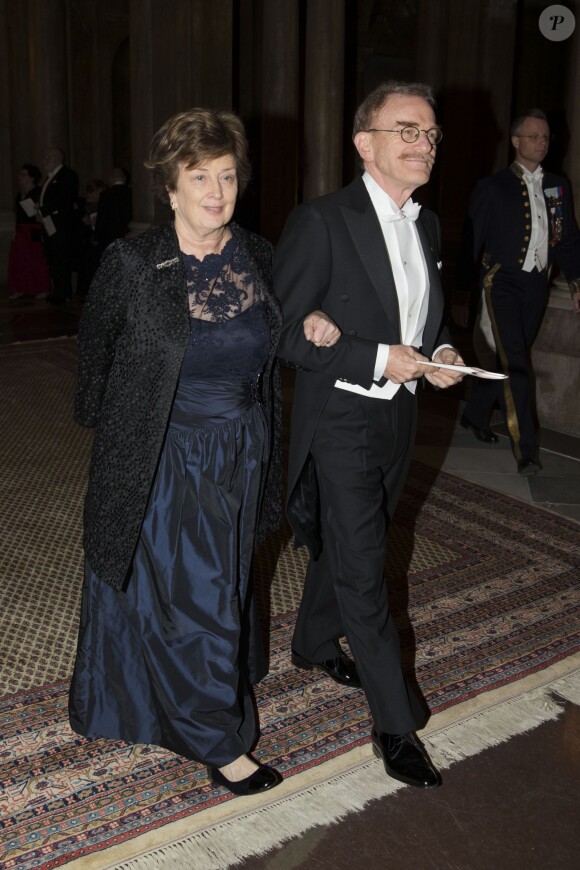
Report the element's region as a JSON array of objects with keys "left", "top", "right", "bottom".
[
  {"left": 432, "top": 344, "right": 453, "bottom": 360},
  {"left": 374, "top": 344, "right": 390, "bottom": 381}
]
